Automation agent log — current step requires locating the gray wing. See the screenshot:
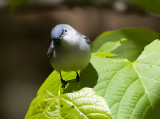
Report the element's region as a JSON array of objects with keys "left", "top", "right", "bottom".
[
  {"left": 47, "top": 40, "right": 54, "bottom": 58},
  {"left": 76, "top": 30, "right": 92, "bottom": 47},
  {"left": 82, "top": 35, "right": 92, "bottom": 47}
]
